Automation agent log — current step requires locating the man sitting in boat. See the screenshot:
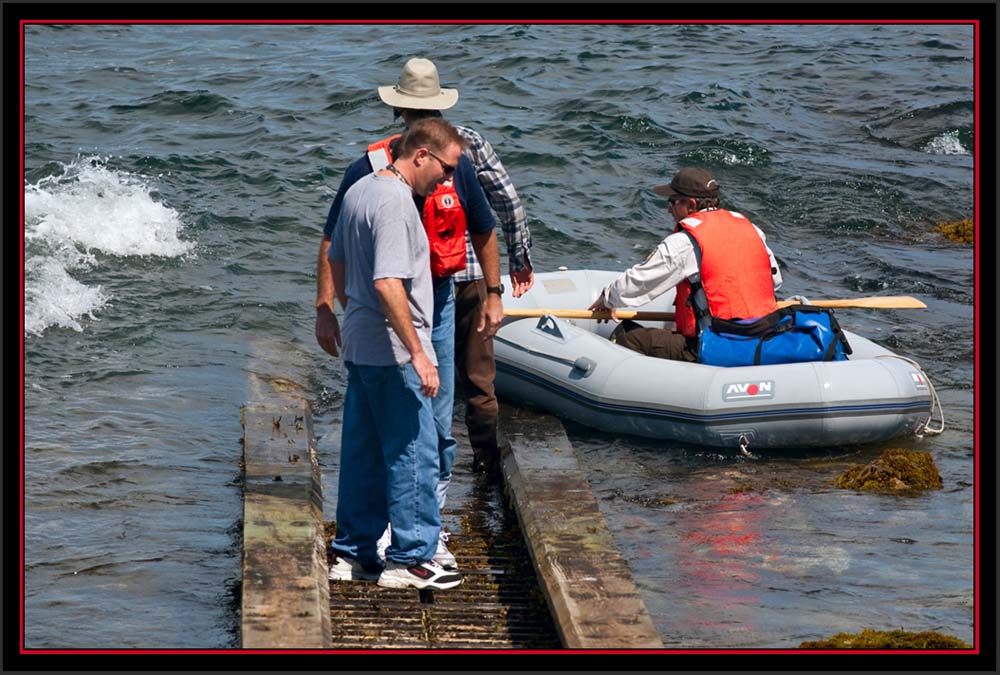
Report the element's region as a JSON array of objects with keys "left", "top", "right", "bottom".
[{"left": 588, "top": 167, "right": 782, "bottom": 361}]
